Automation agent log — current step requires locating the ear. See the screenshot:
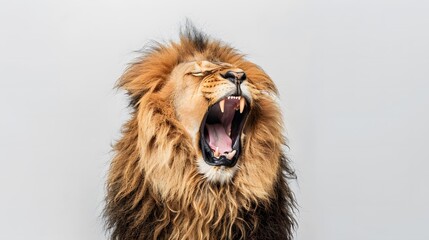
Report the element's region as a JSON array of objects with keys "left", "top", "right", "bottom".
[{"left": 117, "top": 49, "right": 180, "bottom": 106}]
